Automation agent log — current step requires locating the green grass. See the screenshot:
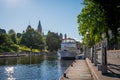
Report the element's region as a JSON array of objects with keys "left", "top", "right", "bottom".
[{"left": 18, "top": 45, "right": 41, "bottom": 52}]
